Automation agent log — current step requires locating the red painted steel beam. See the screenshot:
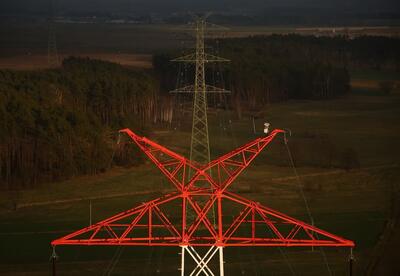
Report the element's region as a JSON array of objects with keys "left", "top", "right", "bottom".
[
  {"left": 52, "top": 192, "right": 354, "bottom": 248},
  {"left": 52, "top": 128, "right": 354, "bottom": 249}
]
